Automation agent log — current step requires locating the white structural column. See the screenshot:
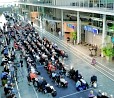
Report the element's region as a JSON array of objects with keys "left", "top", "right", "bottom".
[
  {"left": 61, "top": 9, "right": 64, "bottom": 36},
  {"left": 101, "top": 14, "right": 106, "bottom": 57},
  {"left": 32, "top": 6, "right": 34, "bottom": 12},
  {"left": 29, "top": 5, "right": 31, "bottom": 20},
  {"left": 77, "top": 11, "right": 81, "bottom": 44},
  {"left": 25, "top": 5, "right": 26, "bottom": 11},
  {"left": 37, "top": 7, "right": 38, "bottom": 12},
  {"left": 102, "top": 14, "right": 106, "bottom": 46}
]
